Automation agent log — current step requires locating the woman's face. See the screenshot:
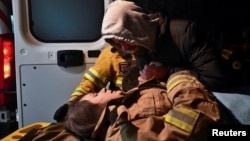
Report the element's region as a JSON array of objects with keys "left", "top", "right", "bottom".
[{"left": 80, "top": 88, "right": 124, "bottom": 105}]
